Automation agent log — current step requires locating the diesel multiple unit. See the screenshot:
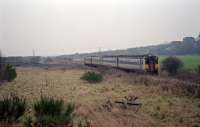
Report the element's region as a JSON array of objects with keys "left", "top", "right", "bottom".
[{"left": 84, "top": 55, "right": 159, "bottom": 74}]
